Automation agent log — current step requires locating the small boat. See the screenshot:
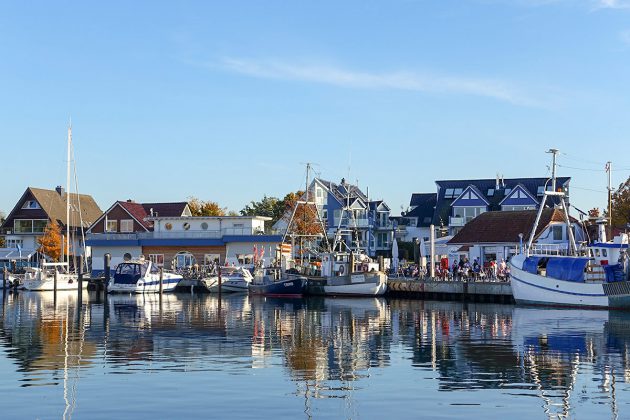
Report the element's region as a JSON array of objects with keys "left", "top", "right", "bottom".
[
  {"left": 201, "top": 266, "right": 253, "bottom": 293},
  {"left": 108, "top": 259, "right": 182, "bottom": 293},
  {"left": 249, "top": 268, "right": 308, "bottom": 297},
  {"left": 307, "top": 252, "right": 388, "bottom": 296},
  {"left": 22, "top": 262, "right": 88, "bottom": 291}
]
